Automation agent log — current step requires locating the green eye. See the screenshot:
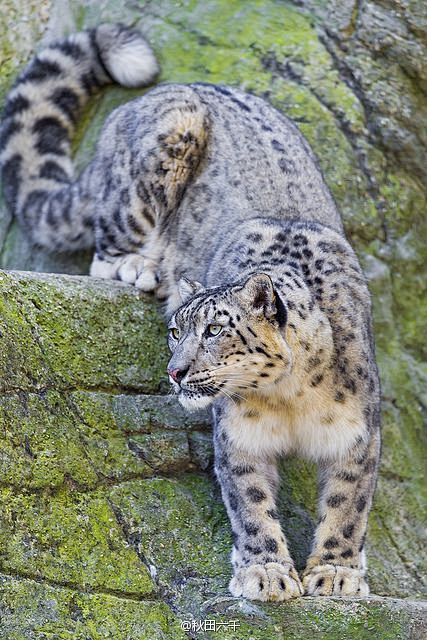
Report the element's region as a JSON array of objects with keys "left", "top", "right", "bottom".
[
  {"left": 169, "top": 327, "right": 180, "bottom": 340},
  {"left": 207, "top": 324, "right": 223, "bottom": 337}
]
